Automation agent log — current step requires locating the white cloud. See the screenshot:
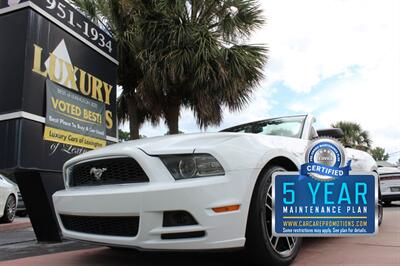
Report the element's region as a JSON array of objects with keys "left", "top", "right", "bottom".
[
  {"left": 255, "top": 0, "right": 399, "bottom": 93},
  {"left": 129, "top": 0, "right": 400, "bottom": 163},
  {"left": 261, "top": 0, "right": 400, "bottom": 161},
  {"left": 318, "top": 57, "right": 400, "bottom": 162}
]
